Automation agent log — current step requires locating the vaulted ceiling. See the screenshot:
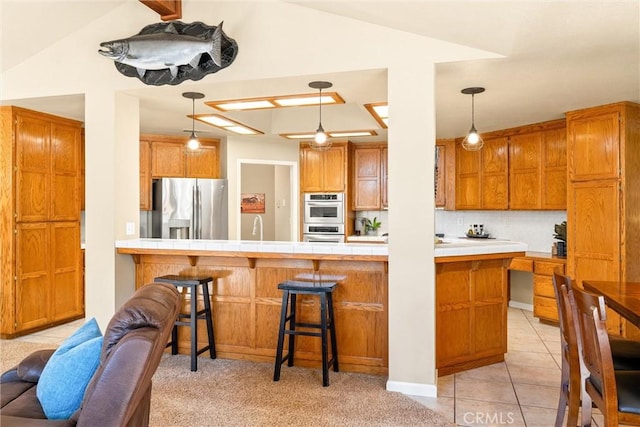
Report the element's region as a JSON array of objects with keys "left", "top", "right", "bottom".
[{"left": 1, "top": 1, "right": 638, "bottom": 141}]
